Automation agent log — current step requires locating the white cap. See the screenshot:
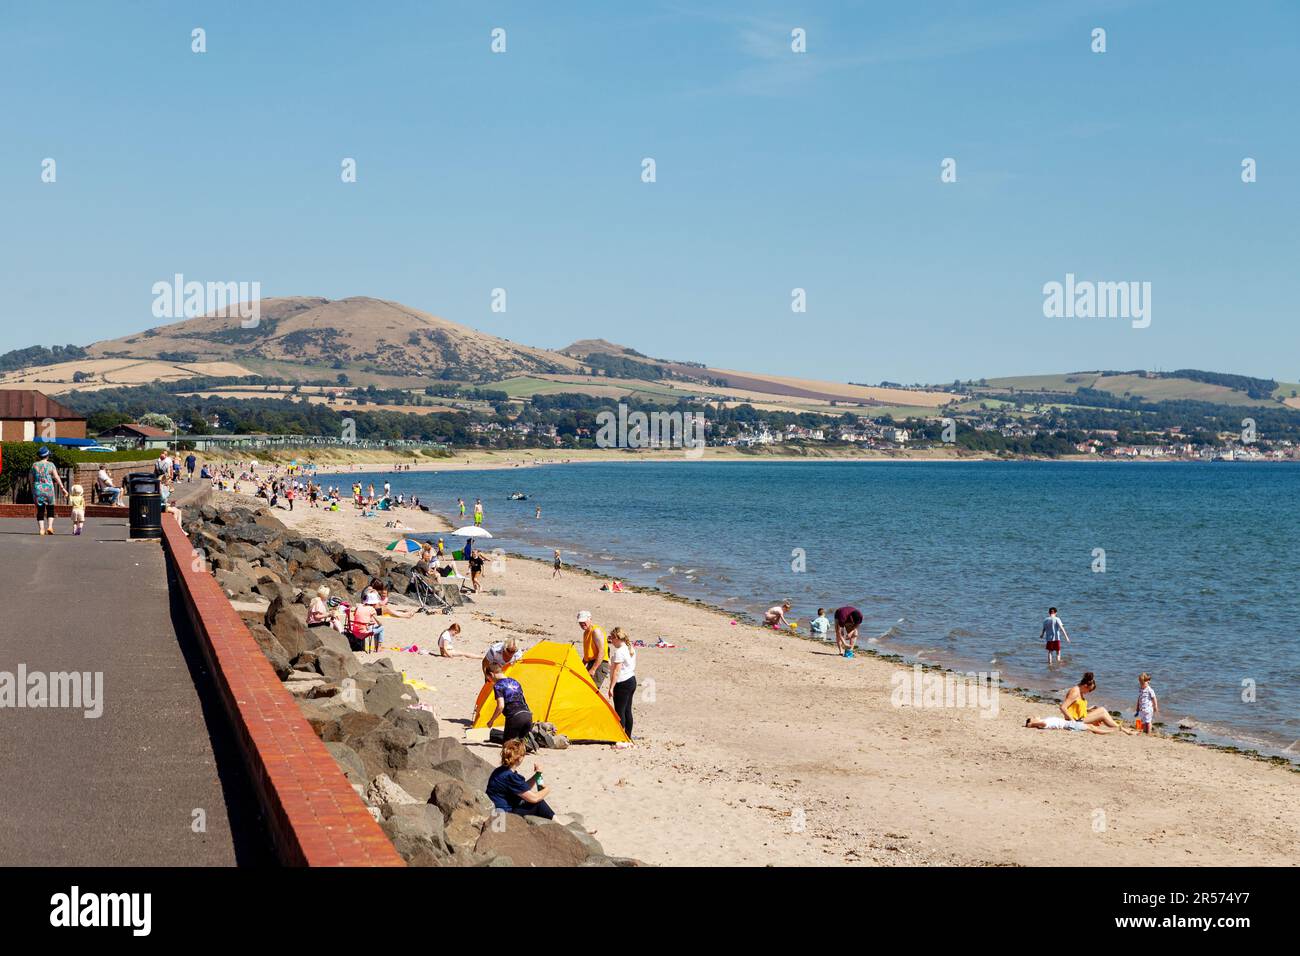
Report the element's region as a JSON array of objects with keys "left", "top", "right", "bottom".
[
  {"left": 364, "top": 592, "right": 381, "bottom": 605},
  {"left": 577, "top": 610, "right": 591, "bottom": 624}
]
